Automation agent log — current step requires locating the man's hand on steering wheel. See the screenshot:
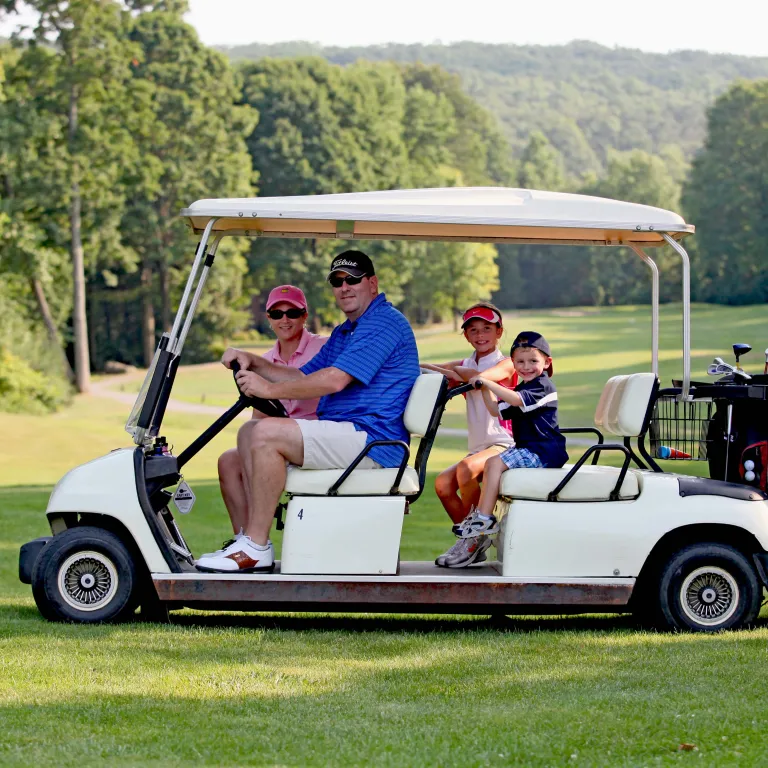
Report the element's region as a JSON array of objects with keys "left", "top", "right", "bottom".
[{"left": 235, "top": 369, "right": 272, "bottom": 399}]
